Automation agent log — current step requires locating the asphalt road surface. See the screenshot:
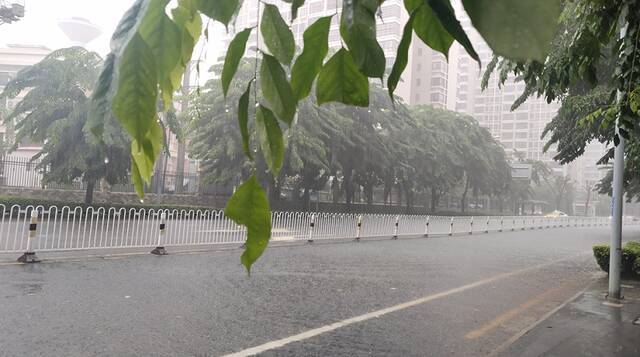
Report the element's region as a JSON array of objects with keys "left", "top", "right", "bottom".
[{"left": 0, "top": 226, "right": 632, "bottom": 356}]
